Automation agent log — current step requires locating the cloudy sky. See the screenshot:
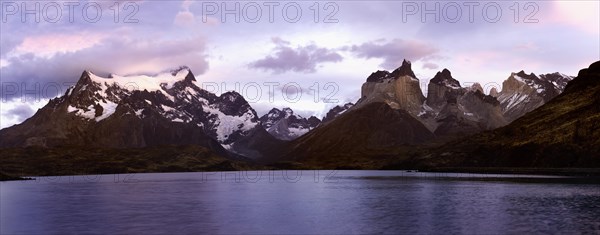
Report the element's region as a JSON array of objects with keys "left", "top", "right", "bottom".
[{"left": 1, "top": 0, "right": 598, "bottom": 128}]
